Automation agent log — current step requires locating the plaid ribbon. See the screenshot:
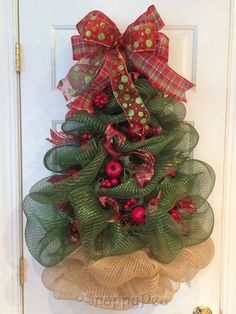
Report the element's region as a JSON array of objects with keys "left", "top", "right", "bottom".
[
  {"left": 58, "top": 5, "right": 194, "bottom": 135},
  {"left": 104, "top": 123, "right": 126, "bottom": 157},
  {"left": 99, "top": 196, "right": 120, "bottom": 222},
  {"left": 177, "top": 195, "right": 196, "bottom": 213},
  {"left": 134, "top": 162, "right": 155, "bottom": 187},
  {"left": 46, "top": 129, "right": 80, "bottom": 145},
  {"left": 147, "top": 192, "right": 162, "bottom": 219}
]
